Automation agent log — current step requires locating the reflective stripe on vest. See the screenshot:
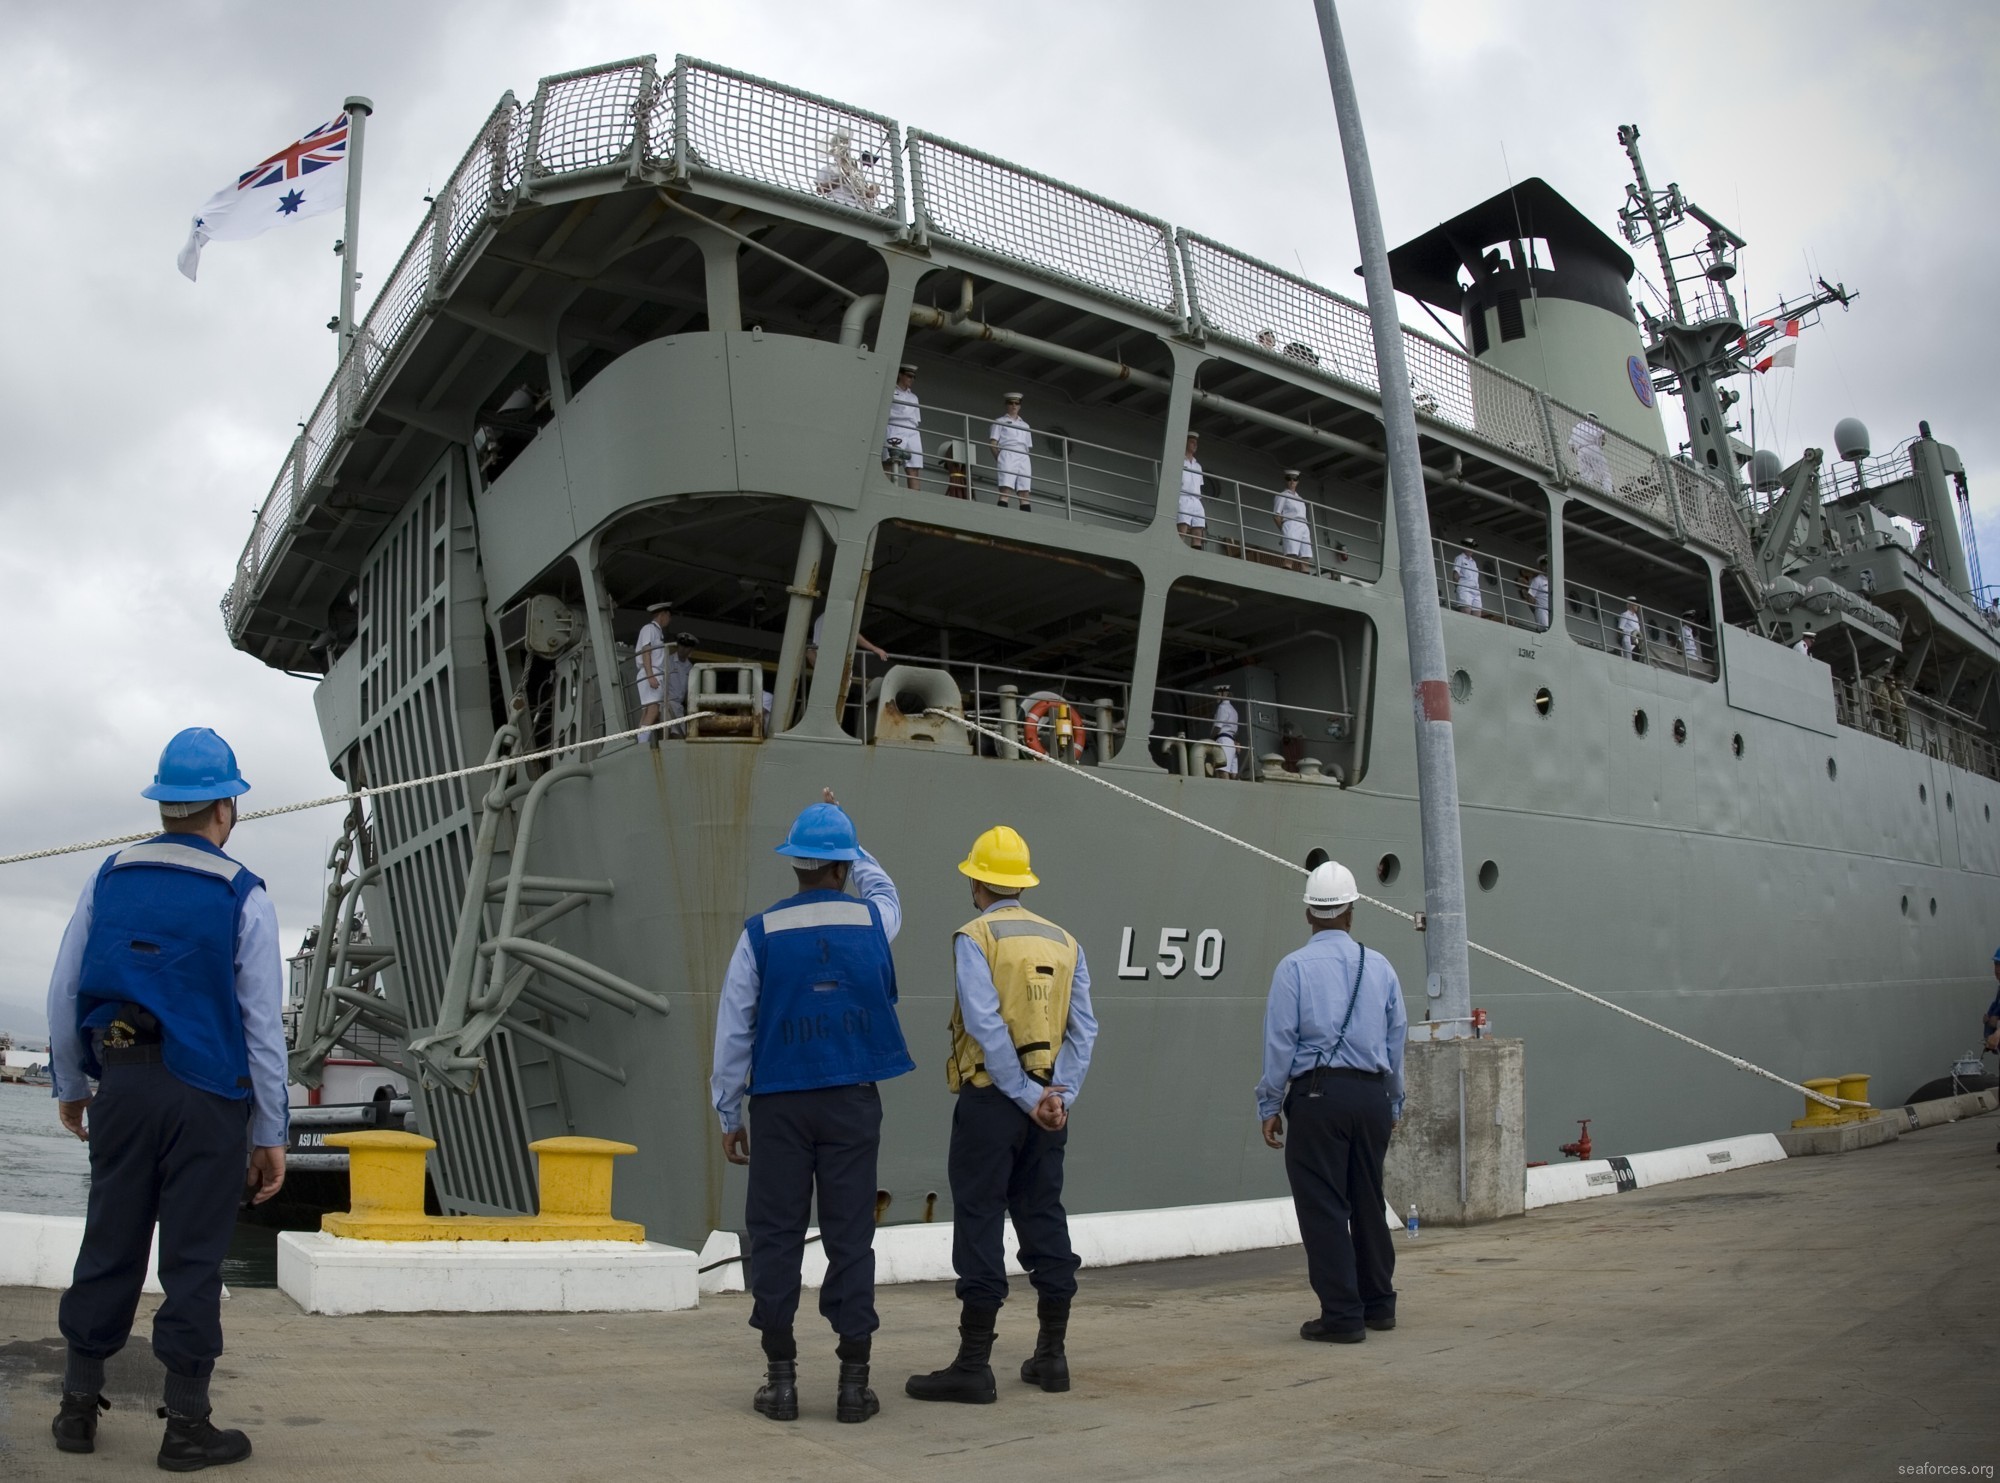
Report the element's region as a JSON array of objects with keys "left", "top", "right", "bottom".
[
  {"left": 762, "top": 900, "right": 875, "bottom": 934},
  {"left": 948, "top": 905, "right": 1077, "bottom": 1093}
]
